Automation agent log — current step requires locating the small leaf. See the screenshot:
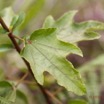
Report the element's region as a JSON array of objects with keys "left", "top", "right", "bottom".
[
  {"left": 0, "top": 7, "right": 15, "bottom": 27},
  {"left": 10, "top": 12, "right": 25, "bottom": 30},
  {"left": 0, "top": 44, "right": 13, "bottom": 52},
  {"left": 0, "top": 81, "right": 12, "bottom": 87},
  {"left": 0, "top": 27, "right": 8, "bottom": 35},
  {"left": 0, "top": 81, "right": 16, "bottom": 102},
  {"left": 0, "top": 7, "right": 25, "bottom": 32},
  {"left": 21, "top": 28, "right": 86, "bottom": 95},
  {"left": 10, "top": 16, "right": 19, "bottom": 29},
  {"left": 43, "top": 11, "right": 104, "bottom": 43}
]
